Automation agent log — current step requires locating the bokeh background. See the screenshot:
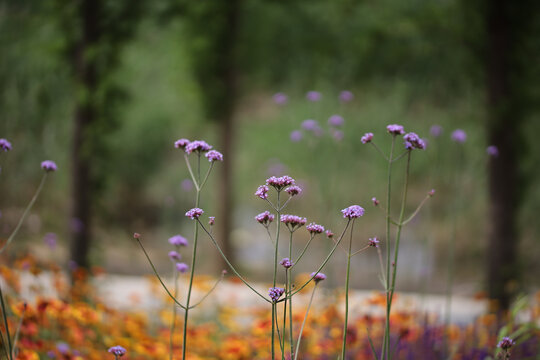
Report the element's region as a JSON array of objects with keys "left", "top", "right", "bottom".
[{"left": 1, "top": 0, "right": 539, "bottom": 308}]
